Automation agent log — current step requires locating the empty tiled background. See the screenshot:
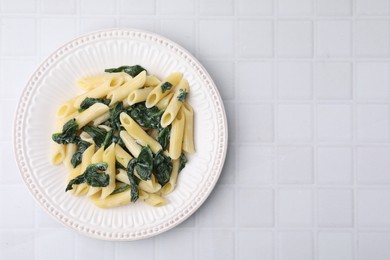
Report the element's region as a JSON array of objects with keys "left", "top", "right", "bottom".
[{"left": 1, "top": 0, "right": 390, "bottom": 259}]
